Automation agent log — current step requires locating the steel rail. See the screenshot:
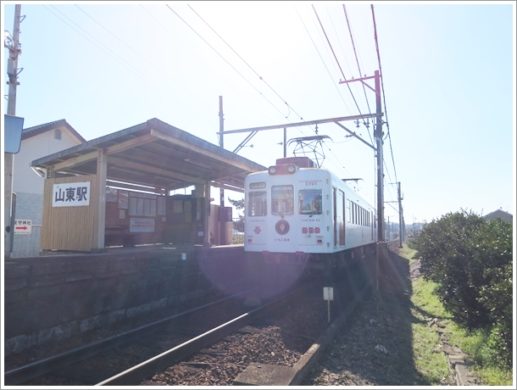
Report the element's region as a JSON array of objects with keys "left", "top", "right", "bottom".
[
  {"left": 97, "top": 282, "right": 314, "bottom": 385},
  {"left": 4, "top": 289, "right": 252, "bottom": 385}
]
